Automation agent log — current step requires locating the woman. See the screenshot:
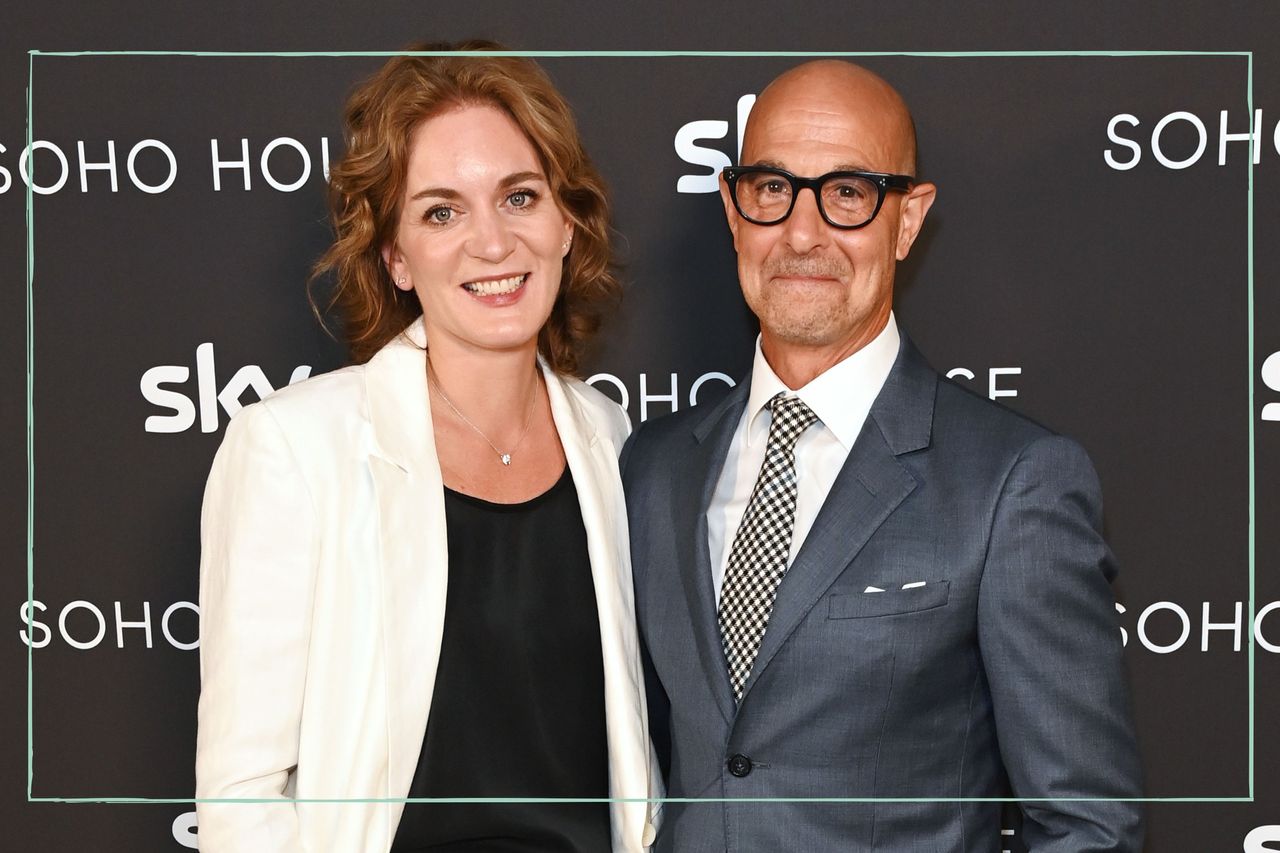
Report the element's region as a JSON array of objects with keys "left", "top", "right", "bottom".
[{"left": 195, "top": 42, "right": 657, "bottom": 852}]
